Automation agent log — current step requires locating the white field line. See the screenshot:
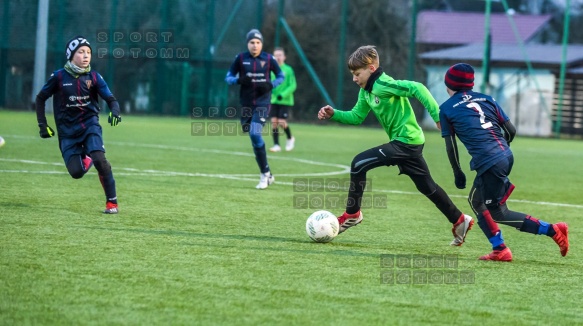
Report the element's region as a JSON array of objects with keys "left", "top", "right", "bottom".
[
  {"left": 2, "top": 143, "right": 582, "bottom": 209},
  {"left": 108, "top": 141, "right": 351, "bottom": 177}
]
